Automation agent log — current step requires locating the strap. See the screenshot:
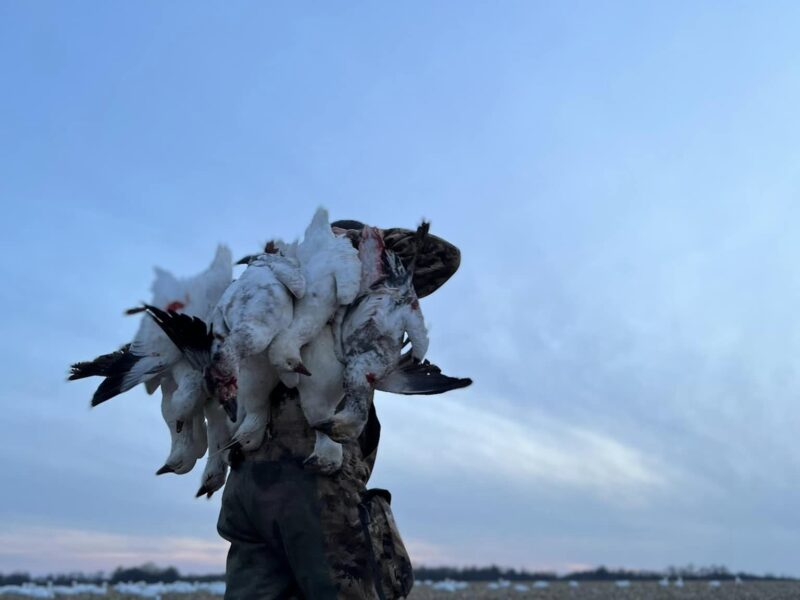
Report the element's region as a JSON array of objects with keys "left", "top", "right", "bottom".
[{"left": 358, "top": 501, "right": 387, "bottom": 600}]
